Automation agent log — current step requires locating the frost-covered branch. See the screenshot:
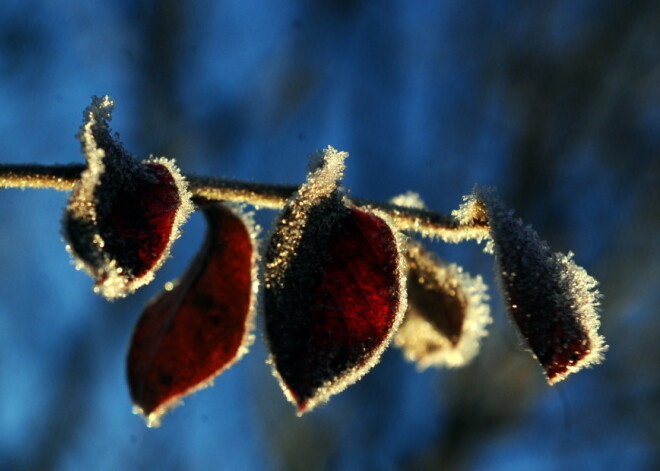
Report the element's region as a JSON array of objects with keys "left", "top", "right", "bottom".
[{"left": 0, "top": 163, "right": 488, "bottom": 242}]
